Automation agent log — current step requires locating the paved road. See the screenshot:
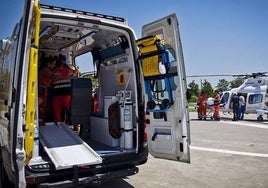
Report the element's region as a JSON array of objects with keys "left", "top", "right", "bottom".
[{"left": 95, "top": 112, "right": 268, "bottom": 188}]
